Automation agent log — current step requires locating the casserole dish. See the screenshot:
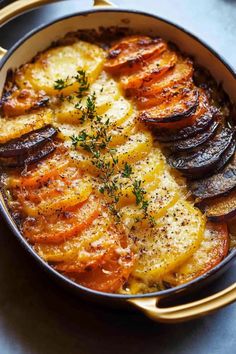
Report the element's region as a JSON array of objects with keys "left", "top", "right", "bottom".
[{"left": 0, "top": 0, "right": 236, "bottom": 323}]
